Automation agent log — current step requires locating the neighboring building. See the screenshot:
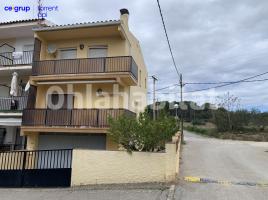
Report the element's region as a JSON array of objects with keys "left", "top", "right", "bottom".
[
  {"left": 0, "top": 19, "right": 51, "bottom": 151},
  {"left": 21, "top": 9, "right": 148, "bottom": 151}
]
